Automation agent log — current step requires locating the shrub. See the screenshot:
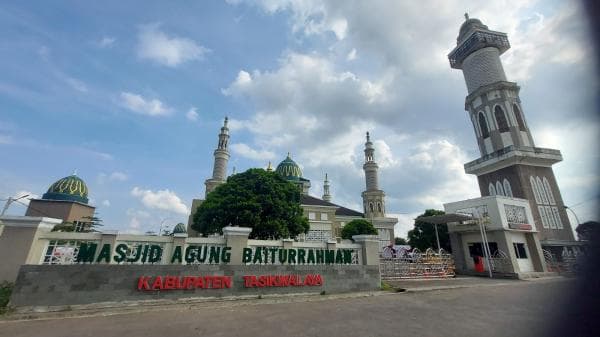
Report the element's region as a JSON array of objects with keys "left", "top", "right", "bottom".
[
  {"left": 341, "top": 219, "right": 378, "bottom": 240},
  {"left": 0, "top": 282, "right": 13, "bottom": 314}
]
